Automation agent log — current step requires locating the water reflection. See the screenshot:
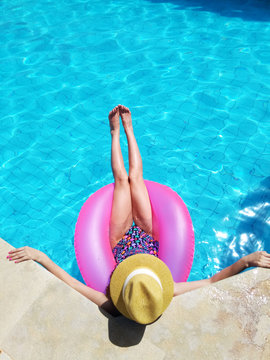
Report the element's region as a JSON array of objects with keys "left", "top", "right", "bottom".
[{"left": 221, "top": 176, "right": 270, "bottom": 270}]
